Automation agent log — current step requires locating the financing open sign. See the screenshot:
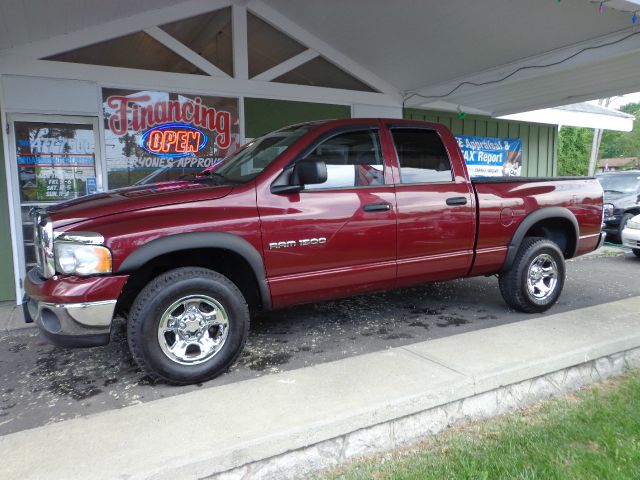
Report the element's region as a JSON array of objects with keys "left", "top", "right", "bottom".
[
  {"left": 103, "top": 89, "right": 239, "bottom": 189},
  {"left": 455, "top": 135, "right": 522, "bottom": 177},
  {"left": 141, "top": 123, "right": 208, "bottom": 158}
]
